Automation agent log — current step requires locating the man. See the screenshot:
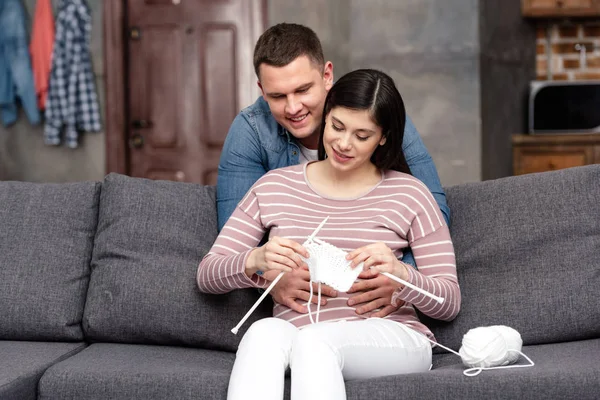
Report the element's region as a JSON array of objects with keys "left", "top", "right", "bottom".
[{"left": 217, "top": 23, "right": 449, "bottom": 318}]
